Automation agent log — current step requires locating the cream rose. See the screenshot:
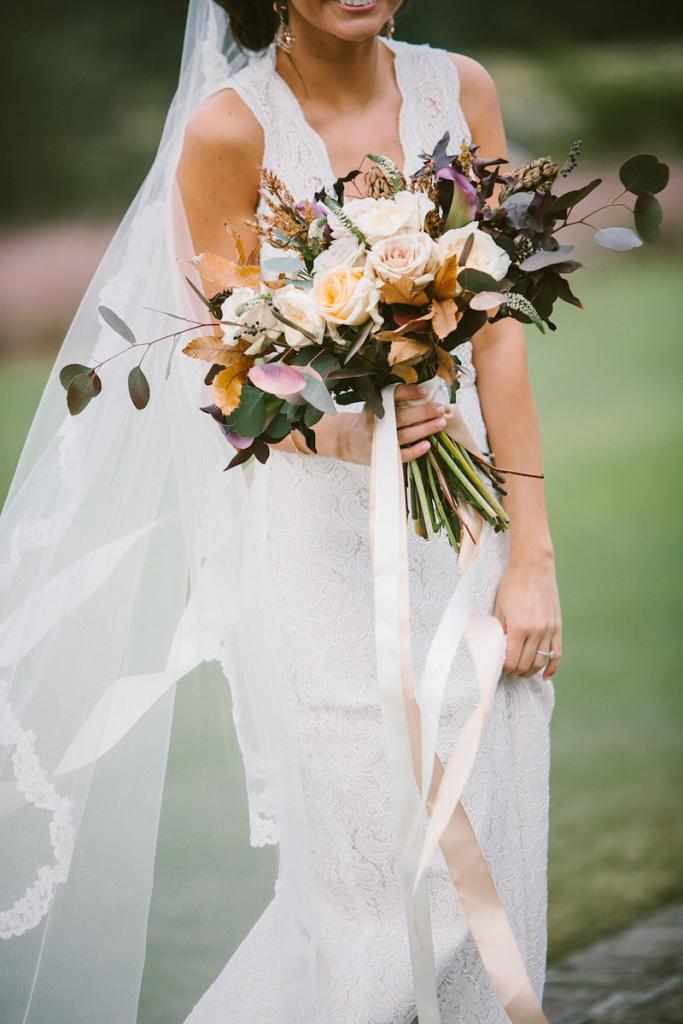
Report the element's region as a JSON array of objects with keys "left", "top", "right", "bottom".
[
  {"left": 367, "top": 231, "right": 438, "bottom": 290},
  {"left": 438, "top": 223, "right": 511, "bottom": 285},
  {"left": 313, "top": 235, "right": 366, "bottom": 276},
  {"left": 273, "top": 284, "right": 325, "bottom": 349},
  {"left": 334, "top": 190, "right": 435, "bottom": 245},
  {"left": 313, "top": 266, "right": 380, "bottom": 327}
]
